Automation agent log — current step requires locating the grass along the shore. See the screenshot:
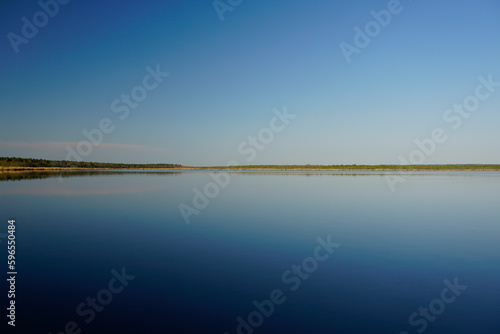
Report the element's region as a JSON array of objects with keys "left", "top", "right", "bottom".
[{"left": 1, "top": 157, "right": 500, "bottom": 172}]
